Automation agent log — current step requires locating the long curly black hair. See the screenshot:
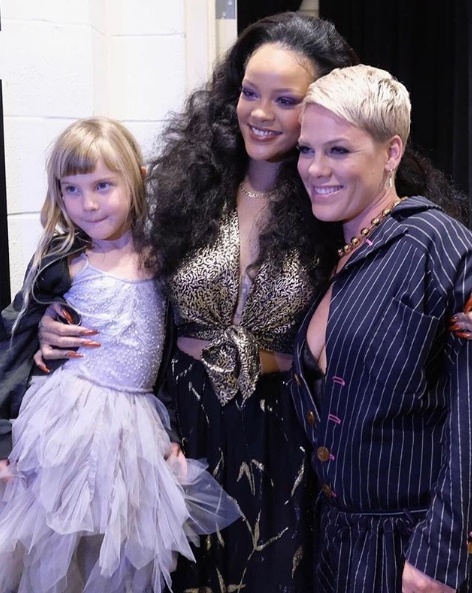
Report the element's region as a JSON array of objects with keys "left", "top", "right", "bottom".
[
  {"left": 146, "top": 11, "right": 467, "bottom": 285},
  {"left": 146, "top": 12, "right": 358, "bottom": 285},
  {"left": 397, "top": 144, "right": 468, "bottom": 223}
]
